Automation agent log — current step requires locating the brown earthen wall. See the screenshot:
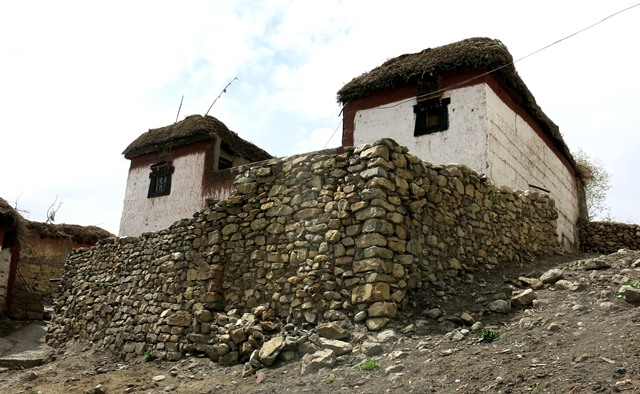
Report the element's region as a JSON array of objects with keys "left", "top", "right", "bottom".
[{"left": 18, "top": 232, "right": 73, "bottom": 300}]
